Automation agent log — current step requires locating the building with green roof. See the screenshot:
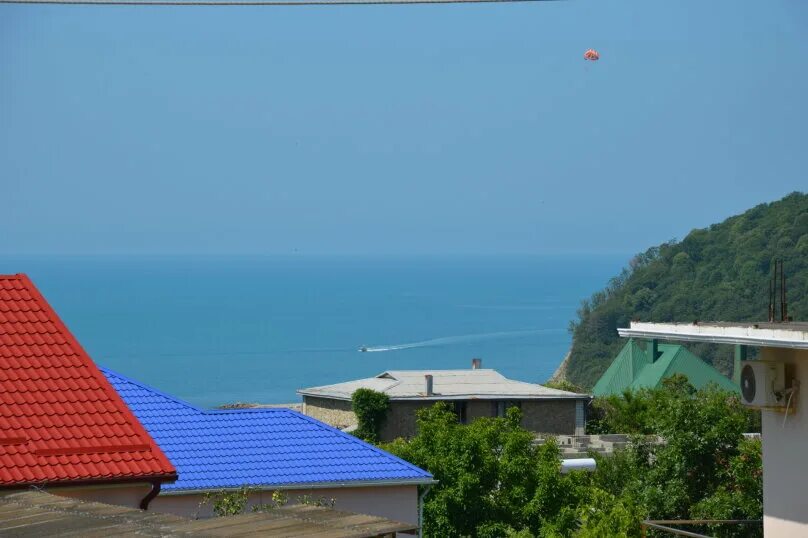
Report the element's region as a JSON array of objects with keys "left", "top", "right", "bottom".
[{"left": 592, "top": 338, "right": 739, "bottom": 397}]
